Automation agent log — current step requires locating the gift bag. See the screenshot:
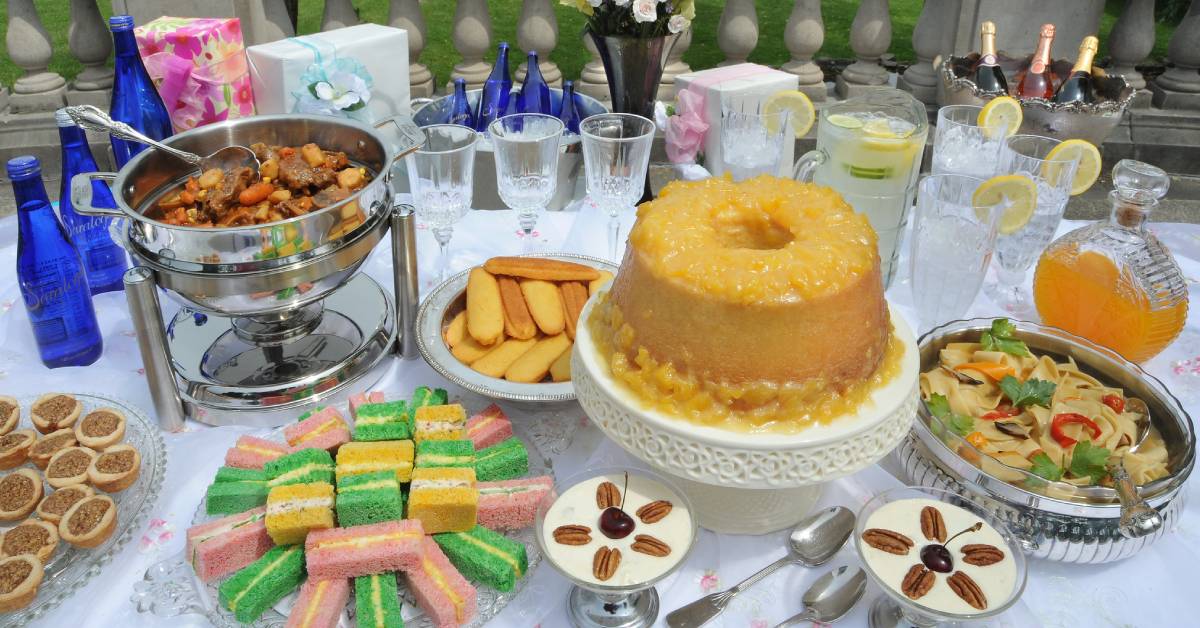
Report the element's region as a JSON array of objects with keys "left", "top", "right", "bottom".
[{"left": 135, "top": 16, "right": 256, "bottom": 132}]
